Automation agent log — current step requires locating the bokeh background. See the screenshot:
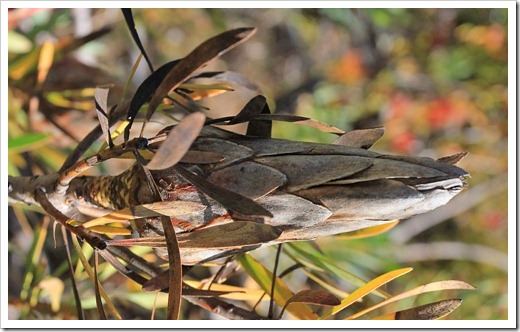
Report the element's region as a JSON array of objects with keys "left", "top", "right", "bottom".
[{"left": 7, "top": 8, "right": 508, "bottom": 320}]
